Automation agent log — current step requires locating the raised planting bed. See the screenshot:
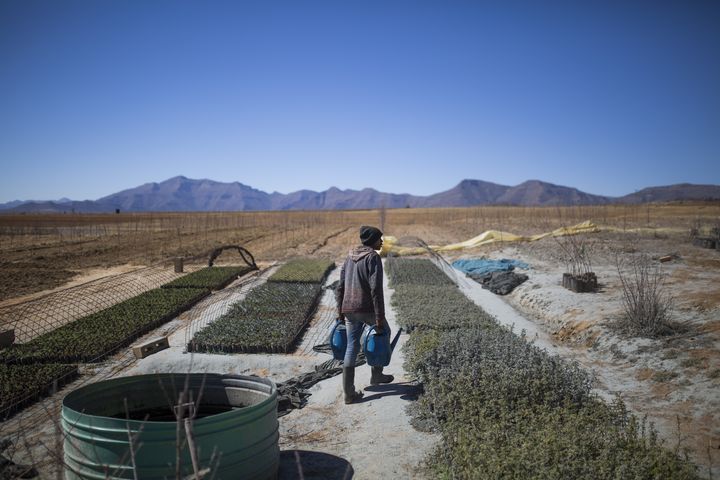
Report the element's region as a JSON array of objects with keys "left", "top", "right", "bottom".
[
  {"left": 266, "top": 258, "right": 335, "bottom": 284},
  {"left": 162, "top": 266, "right": 255, "bottom": 290},
  {"left": 1, "top": 363, "right": 79, "bottom": 420},
  {"left": 386, "top": 258, "right": 457, "bottom": 287},
  {"left": 386, "top": 258, "right": 495, "bottom": 332},
  {"left": 390, "top": 257, "right": 700, "bottom": 479},
  {"left": 391, "top": 284, "right": 496, "bottom": 332},
  {"left": 189, "top": 282, "right": 323, "bottom": 353},
  {"left": 0, "top": 288, "right": 208, "bottom": 364}
]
